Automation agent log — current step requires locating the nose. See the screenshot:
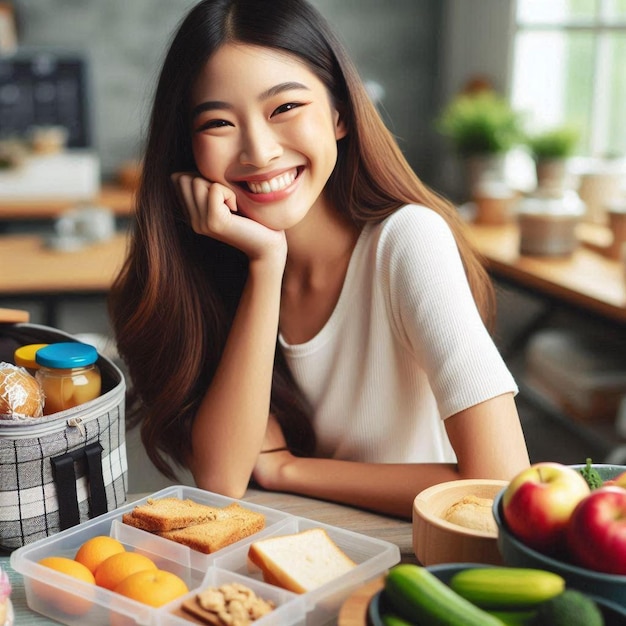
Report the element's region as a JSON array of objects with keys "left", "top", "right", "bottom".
[{"left": 239, "top": 121, "right": 282, "bottom": 167}]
